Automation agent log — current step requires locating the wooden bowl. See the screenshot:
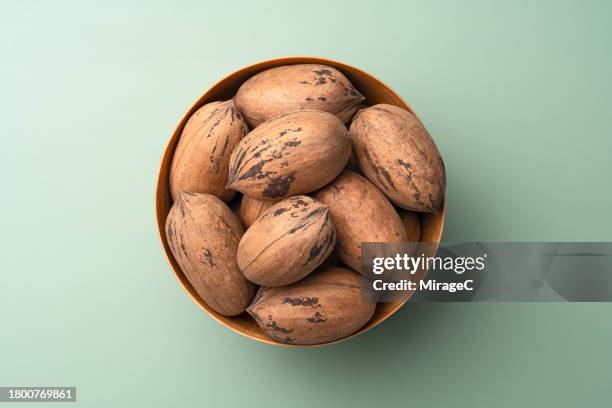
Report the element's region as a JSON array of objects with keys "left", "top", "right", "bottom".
[{"left": 155, "top": 56, "right": 445, "bottom": 347}]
